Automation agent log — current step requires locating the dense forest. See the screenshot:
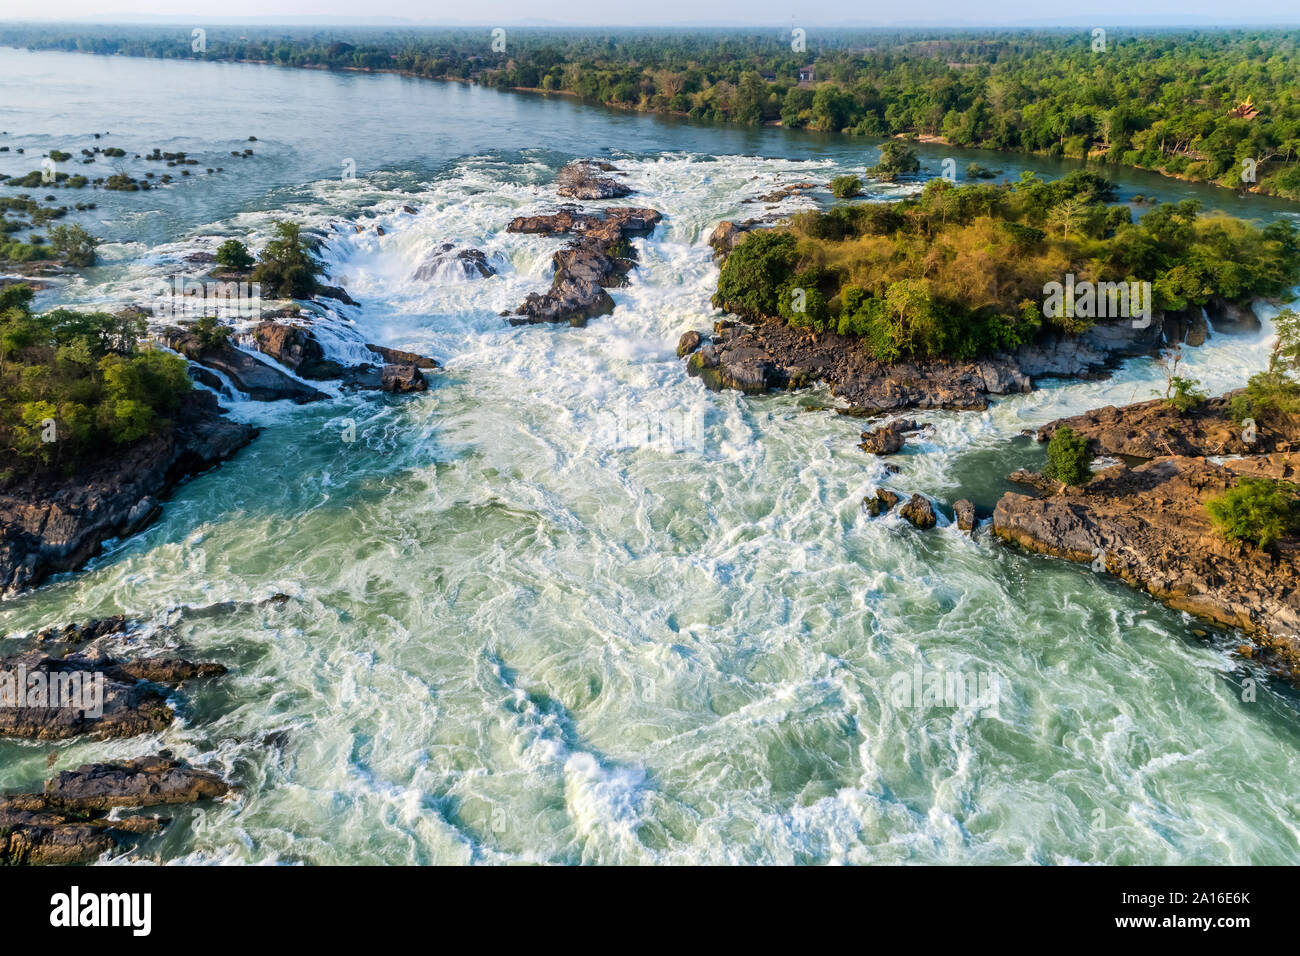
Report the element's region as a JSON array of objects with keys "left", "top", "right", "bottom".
[
  {"left": 3, "top": 24, "right": 1300, "bottom": 198},
  {"left": 713, "top": 171, "right": 1300, "bottom": 363},
  {"left": 0, "top": 284, "right": 192, "bottom": 475}
]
